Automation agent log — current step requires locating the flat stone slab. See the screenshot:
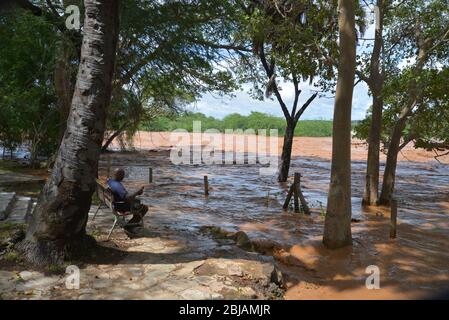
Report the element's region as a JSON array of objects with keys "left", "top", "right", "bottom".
[
  {"left": 6, "top": 197, "right": 32, "bottom": 223},
  {"left": 0, "top": 192, "right": 16, "bottom": 220},
  {"left": 0, "top": 205, "right": 282, "bottom": 300}
]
